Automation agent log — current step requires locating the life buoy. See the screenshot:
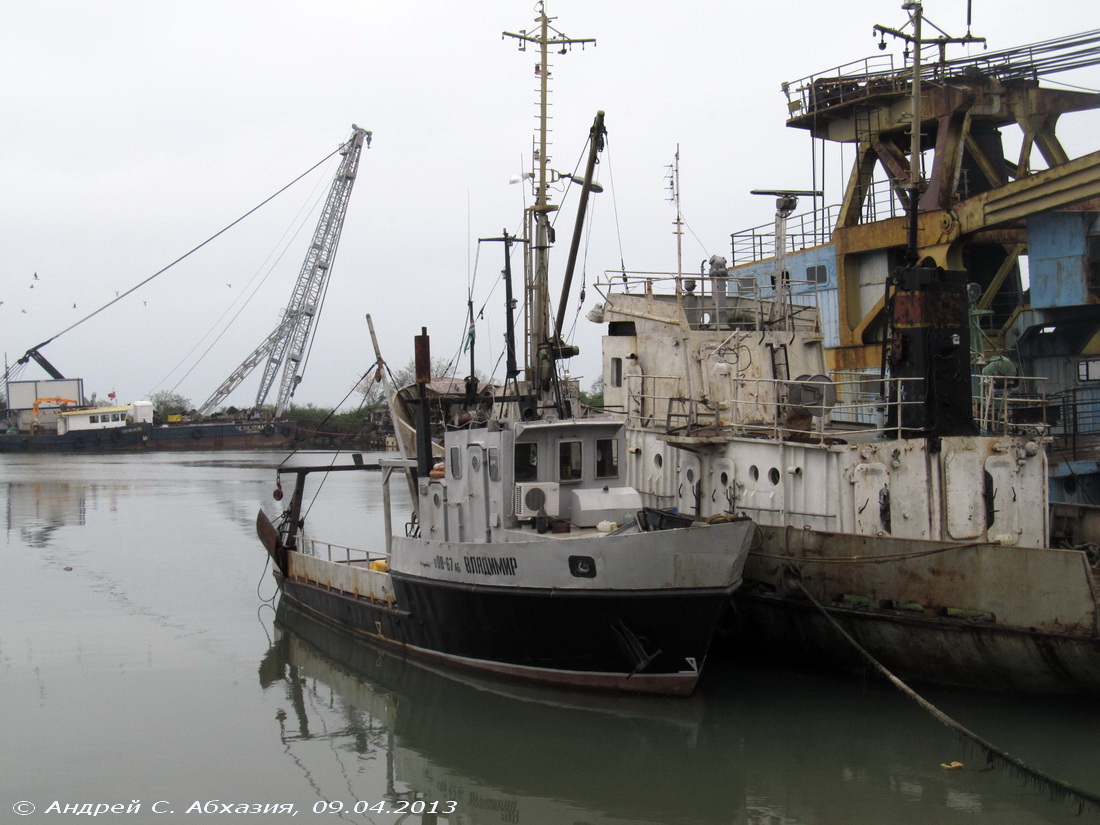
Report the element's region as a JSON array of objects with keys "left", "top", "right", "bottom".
[
  {"left": 263, "top": 424, "right": 274, "bottom": 436},
  {"left": 191, "top": 428, "right": 203, "bottom": 439}
]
